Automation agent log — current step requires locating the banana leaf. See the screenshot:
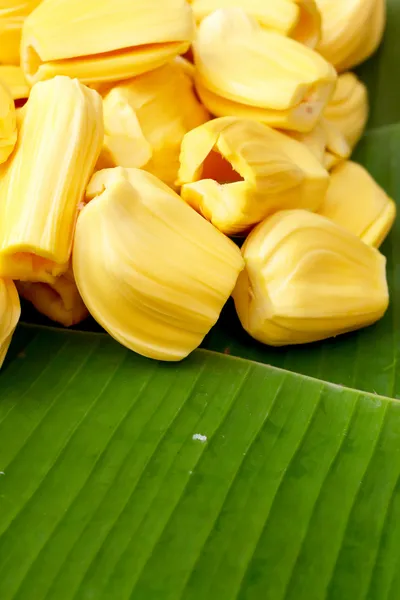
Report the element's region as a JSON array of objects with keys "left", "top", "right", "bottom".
[
  {"left": 1, "top": 326, "right": 400, "bottom": 600},
  {"left": 2, "top": 2, "right": 400, "bottom": 599}
]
